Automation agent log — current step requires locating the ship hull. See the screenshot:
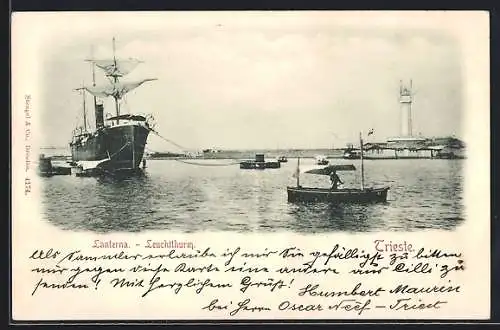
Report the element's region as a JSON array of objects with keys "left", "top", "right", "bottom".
[
  {"left": 287, "top": 186, "right": 389, "bottom": 204},
  {"left": 70, "top": 124, "right": 149, "bottom": 171}
]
